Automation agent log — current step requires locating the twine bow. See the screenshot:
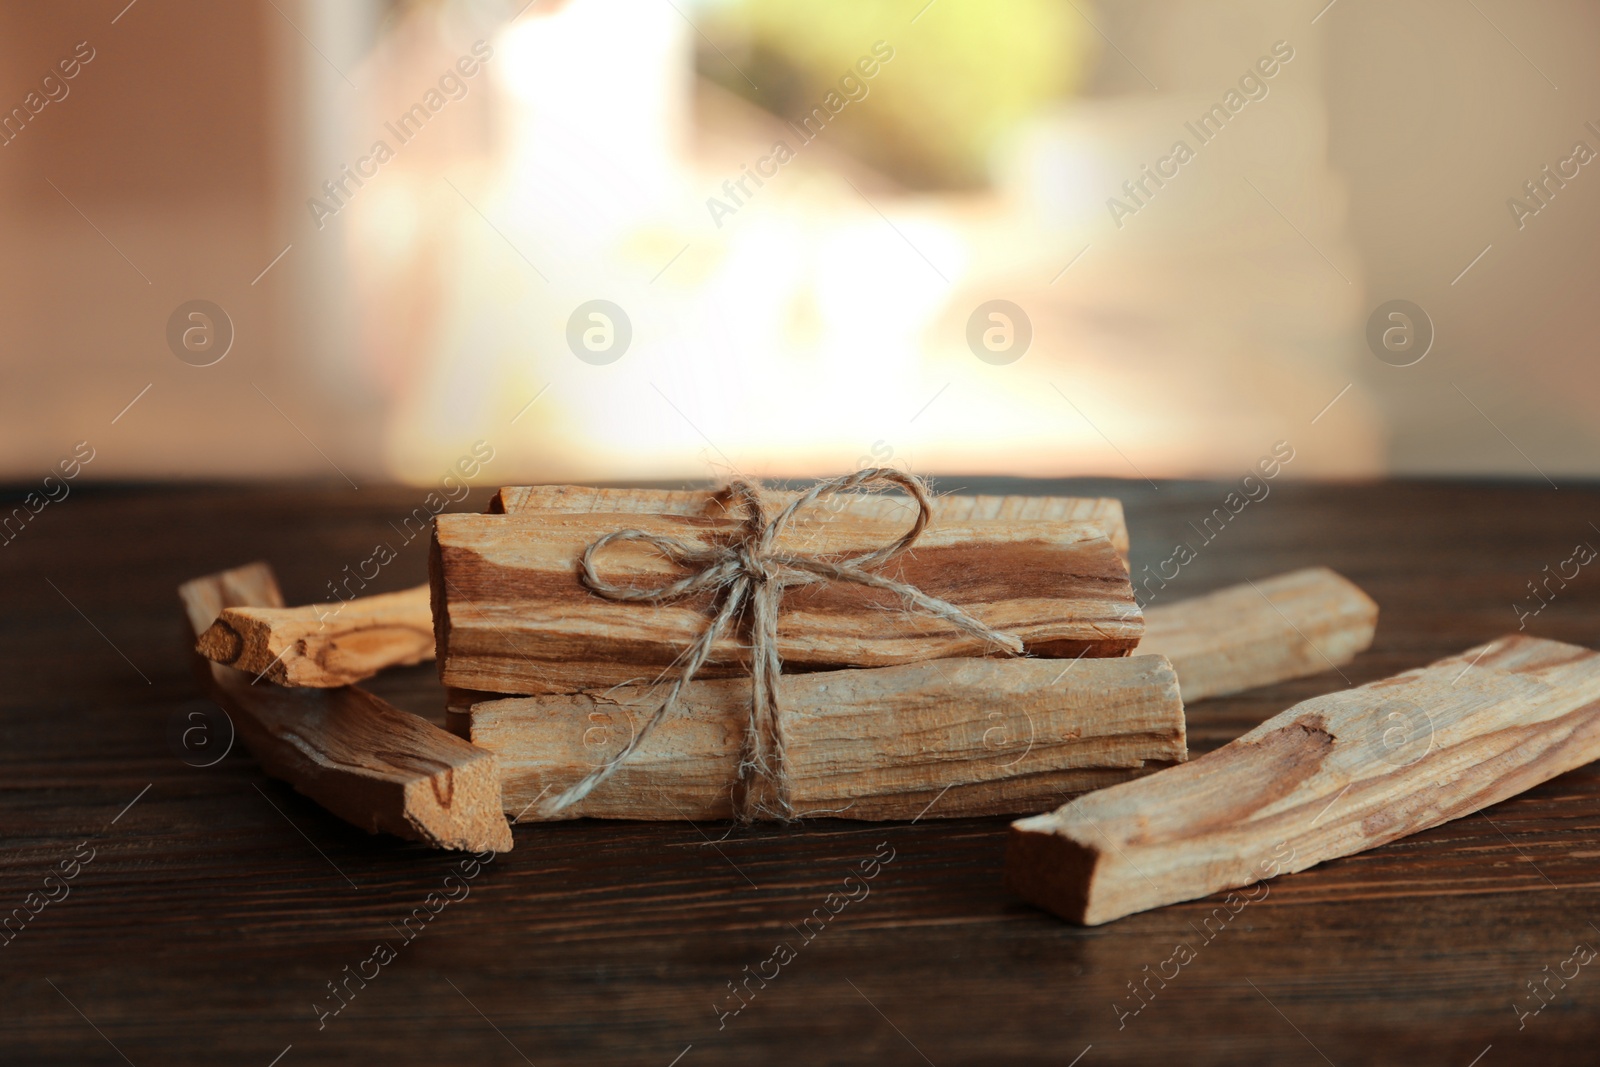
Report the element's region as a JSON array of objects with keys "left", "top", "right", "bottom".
[{"left": 539, "top": 468, "right": 1026, "bottom": 821}]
